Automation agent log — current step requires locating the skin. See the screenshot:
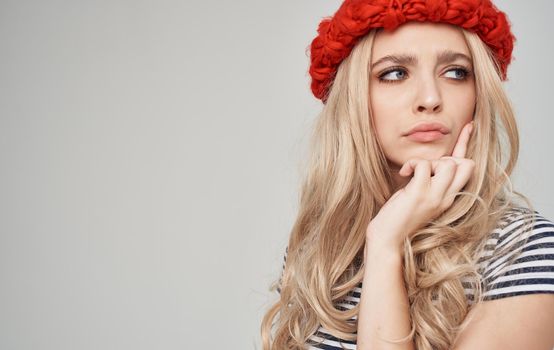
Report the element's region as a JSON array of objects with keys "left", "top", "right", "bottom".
[
  {"left": 357, "top": 21, "right": 476, "bottom": 348},
  {"left": 359, "top": 22, "right": 554, "bottom": 350},
  {"left": 368, "top": 21, "right": 476, "bottom": 193},
  {"left": 357, "top": 23, "right": 475, "bottom": 350},
  {"left": 365, "top": 21, "right": 477, "bottom": 250},
  {"left": 357, "top": 113, "right": 474, "bottom": 348}
]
